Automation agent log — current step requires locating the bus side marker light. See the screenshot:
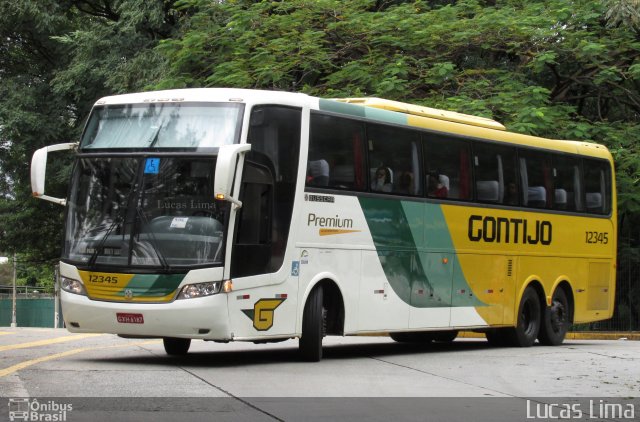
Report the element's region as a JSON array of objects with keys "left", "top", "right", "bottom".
[
  {"left": 275, "top": 294, "right": 288, "bottom": 299},
  {"left": 237, "top": 294, "right": 250, "bottom": 300},
  {"left": 223, "top": 280, "right": 233, "bottom": 293},
  {"left": 442, "top": 258, "right": 449, "bottom": 264}
]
